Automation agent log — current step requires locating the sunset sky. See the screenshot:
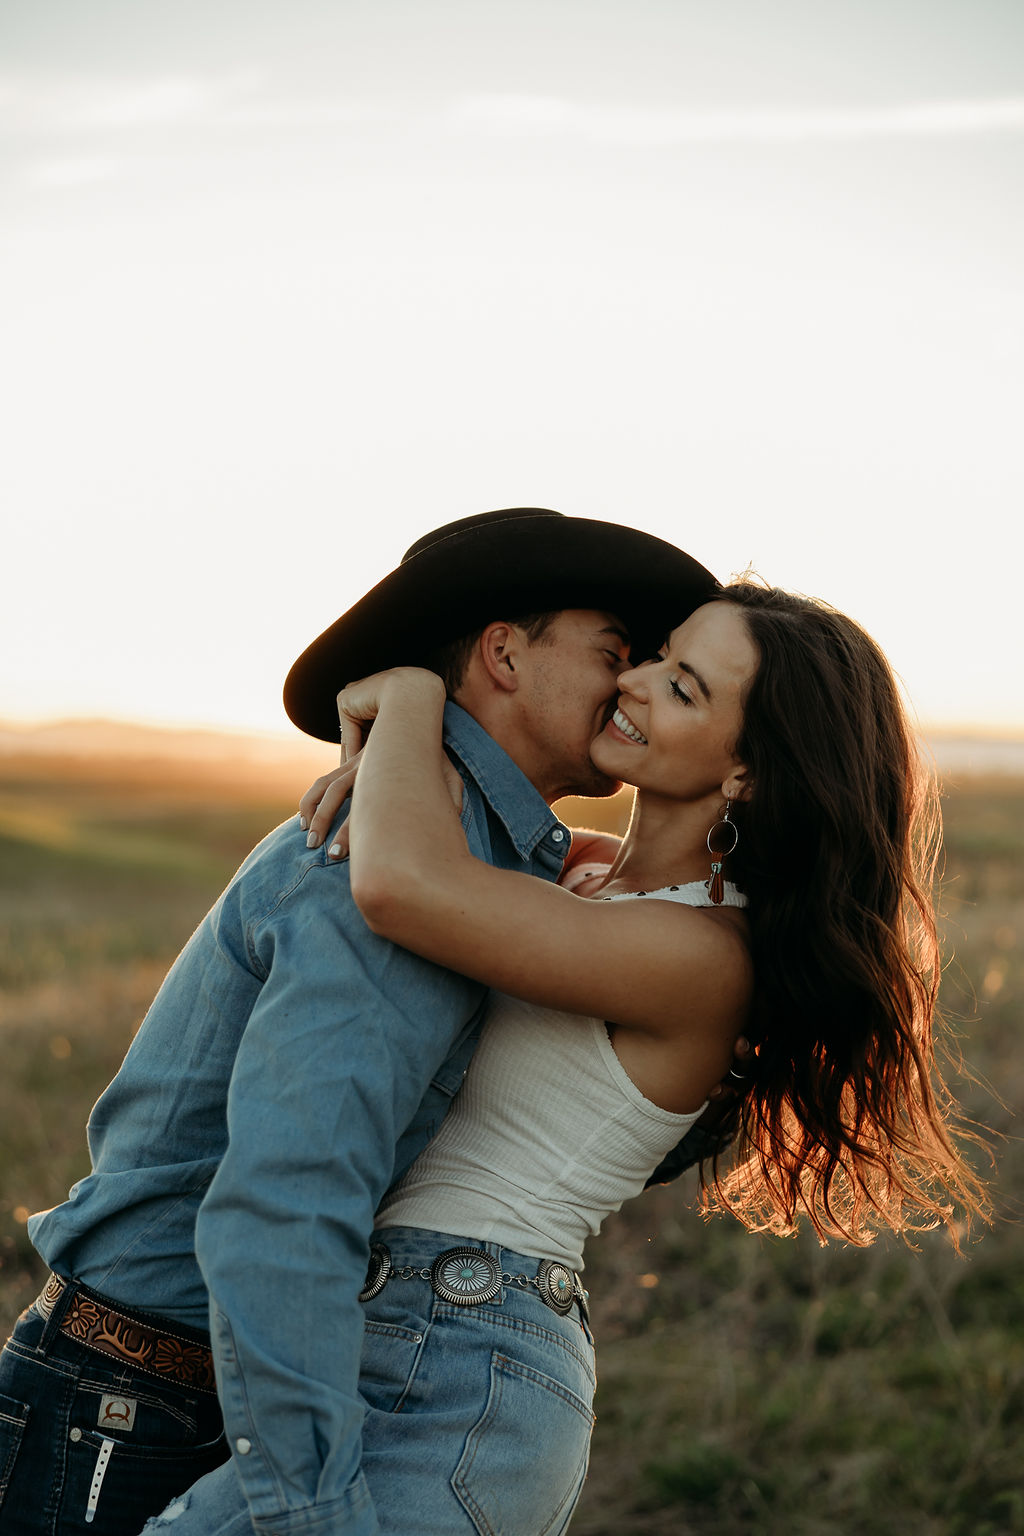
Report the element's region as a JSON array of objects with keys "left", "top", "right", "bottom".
[{"left": 2, "top": 0, "right": 1022, "bottom": 740}]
